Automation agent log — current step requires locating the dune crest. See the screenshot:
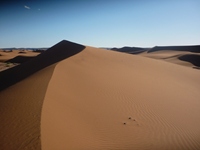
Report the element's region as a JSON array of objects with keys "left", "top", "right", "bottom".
[
  {"left": 0, "top": 40, "right": 85, "bottom": 91},
  {"left": 1, "top": 40, "right": 200, "bottom": 150},
  {"left": 0, "top": 40, "right": 85, "bottom": 149},
  {"left": 41, "top": 46, "right": 200, "bottom": 150}
]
